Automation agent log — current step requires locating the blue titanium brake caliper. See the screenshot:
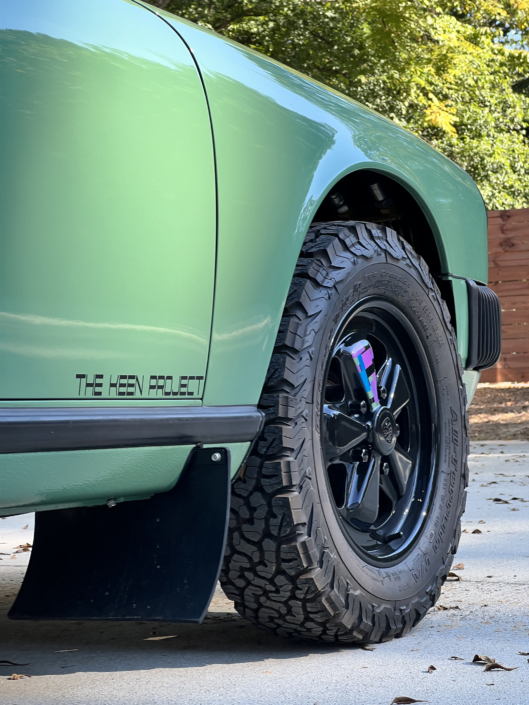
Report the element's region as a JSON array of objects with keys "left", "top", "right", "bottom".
[{"left": 350, "top": 340, "right": 380, "bottom": 411}]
